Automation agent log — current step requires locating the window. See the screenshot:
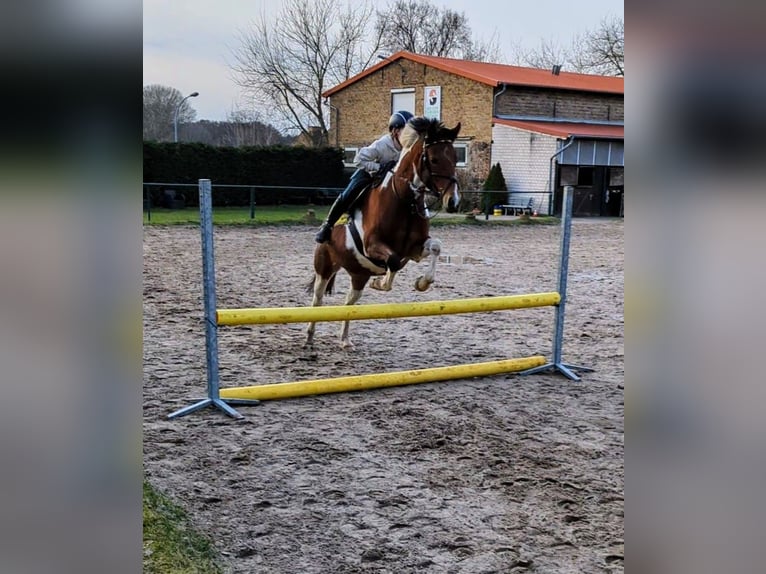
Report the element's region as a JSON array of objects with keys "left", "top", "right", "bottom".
[
  {"left": 343, "top": 147, "right": 358, "bottom": 167},
  {"left": 577, "top": 166, "right": 594, "bottom": 186},
  {"left": 453, "top": 142, "right": 468, "bottom": 167},
  {"left": 391, "top": 88, "right": 415, "bottom": 115}
]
